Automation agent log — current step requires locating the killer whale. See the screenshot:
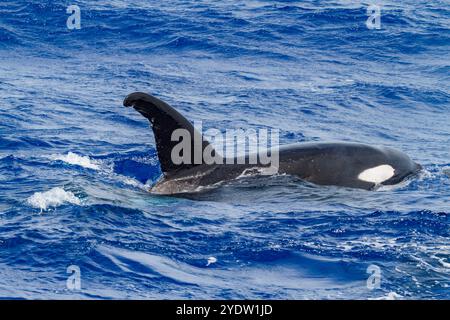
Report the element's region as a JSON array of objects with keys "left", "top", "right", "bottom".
[{"left": 123, "top": 92, "right": 421, "bottom": 194}]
